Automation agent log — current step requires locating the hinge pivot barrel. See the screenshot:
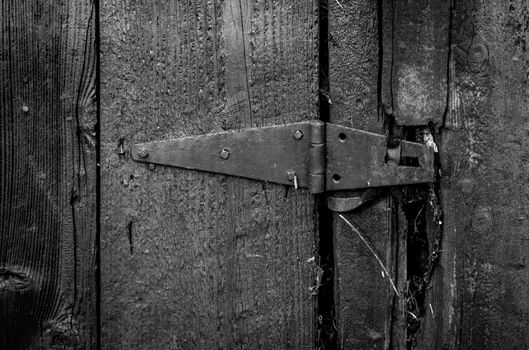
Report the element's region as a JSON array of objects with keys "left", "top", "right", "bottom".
[{"left": 309, "top": 121, "right": 326, "bottom": 194}]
